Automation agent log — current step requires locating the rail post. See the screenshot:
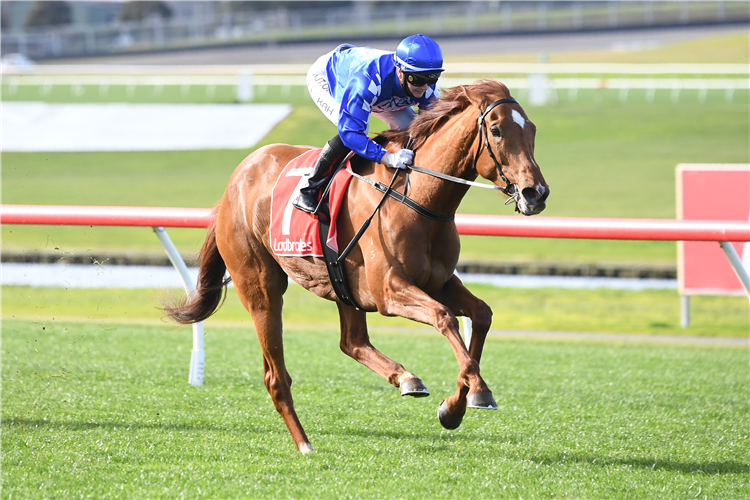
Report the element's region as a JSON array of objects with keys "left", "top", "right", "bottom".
[
  {"left": 719, "top": 241, "right": 750, "bottom": 299},
  {"left": 153, "top": 226, "right": 205, "bottom": 387},
  {"left": 680, "top": 295, "right": 690, "bottom": 328},
  {"left": 236, "top": 70, "right": 254, "bottom": 102}
]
